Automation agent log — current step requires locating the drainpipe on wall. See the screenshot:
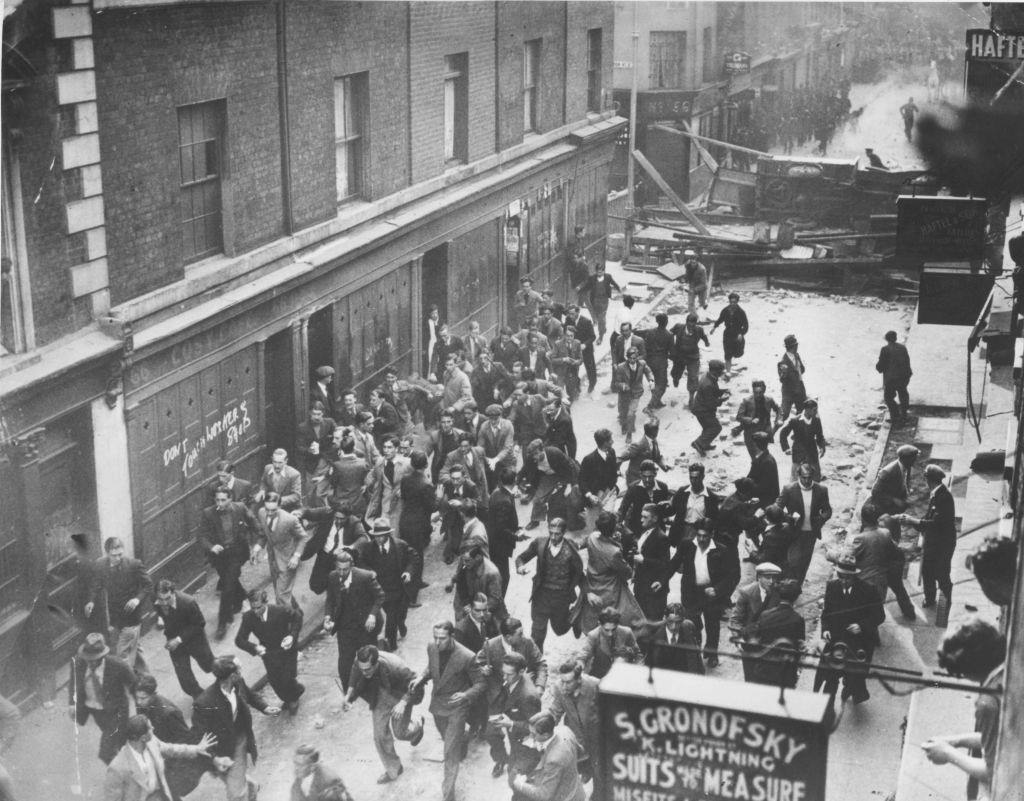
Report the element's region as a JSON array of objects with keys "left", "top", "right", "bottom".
[{"left": 277, "top": 0, "right": 294, "bottom": 235}]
